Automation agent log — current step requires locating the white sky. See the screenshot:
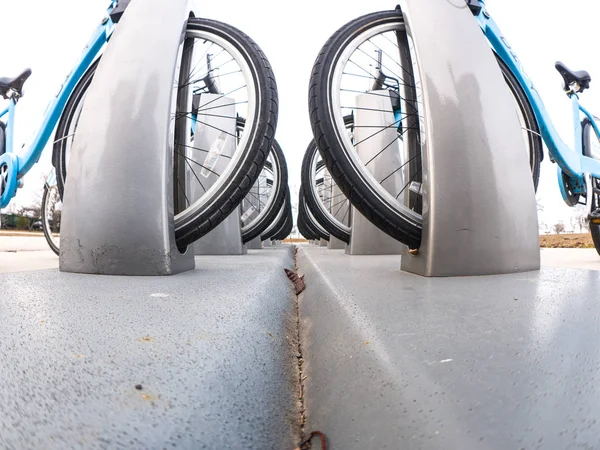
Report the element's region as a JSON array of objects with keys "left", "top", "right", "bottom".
[{"left": 1, "top": 0, "right": 599, "bottom": 231}]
